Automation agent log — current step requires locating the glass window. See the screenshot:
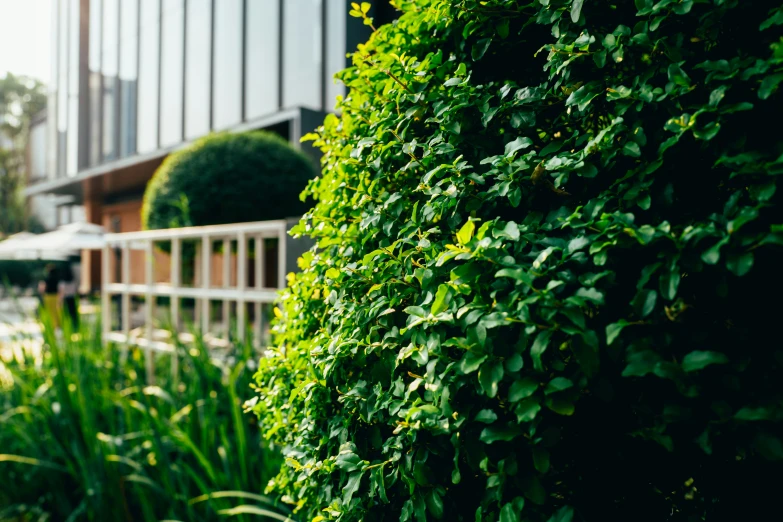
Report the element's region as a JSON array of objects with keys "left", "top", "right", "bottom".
[
  {"left": 184, "top": 0, "right": 211, "bottom": 139},
  {"left": 67, "top": 97, "right": 79, "bottom": 176},
  {"left": 102, "top": 0, "right": 119, "bottom": 161},
  {"left": 137, "top": 0, "right": 160, "bottom": 154},
  {"left": 57, "top": 0, "right": 69, "bottom": 177},
  {"left": 119, "top": 0, "right": 139, "bottom": 157},
  {"left": 245, "top": 0, "right": 279, "bottom": 119},
  {"left": 68, "top": 0, "right": 80, "bottom": 95},
  {"left": 160, "top": 0, "right": 184, "bottom": 146},
  {"left": 67, "top": 0, "right": 80, "bottom": 176},
  {"left": 212, "top": 0, "right": 242, "bottom": 129},
  {"left": 47, "top": 1, "right": 59, "bottom": 178},
  {"left": 29, "top": 123, "right": 48, "bottom": 181},
  {"left": 88, "top": 0, "right": 102, "bottom": 166},
  {"left": 89, "top": 0, "right": 102, "bottom": 72},
  {"left": 282, "top": 0, "right": 322, "bottom": 110},
  {"left": 325, "top": 0, "right": 346, "bottom": 111}
]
